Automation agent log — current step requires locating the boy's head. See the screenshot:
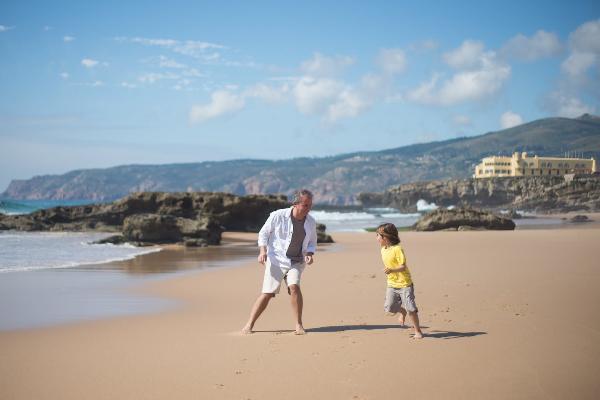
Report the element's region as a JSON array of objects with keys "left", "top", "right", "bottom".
[{"left": 376, "top": 223, "right": 400, "bottom": 245}]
